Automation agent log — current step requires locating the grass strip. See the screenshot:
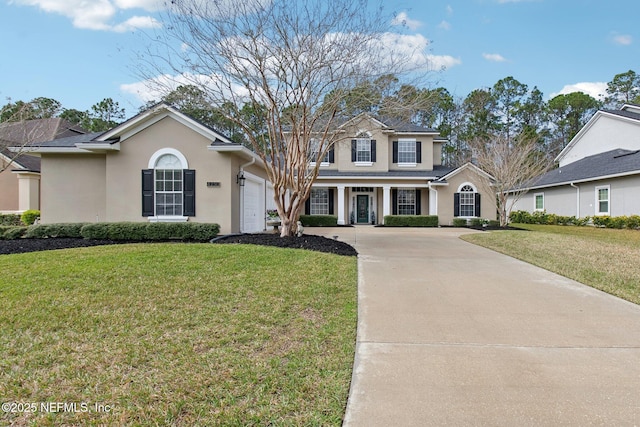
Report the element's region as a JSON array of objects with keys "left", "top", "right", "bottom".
[{"left": 461, "top": 224, "right": 640, "bottom": 305}]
